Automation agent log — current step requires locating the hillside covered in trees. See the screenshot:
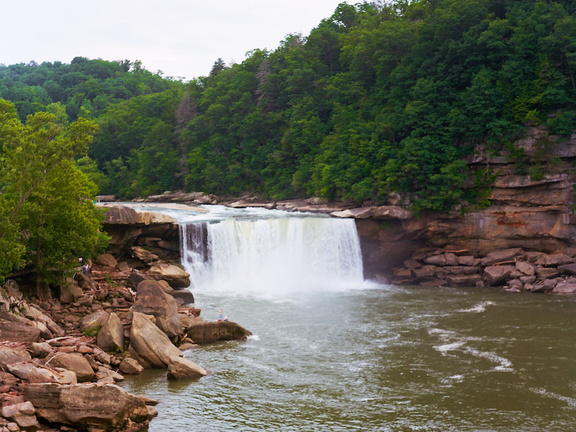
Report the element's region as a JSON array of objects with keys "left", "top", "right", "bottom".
[{"left": 2, "top": 0, "right": 576, "bottom": 216}]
